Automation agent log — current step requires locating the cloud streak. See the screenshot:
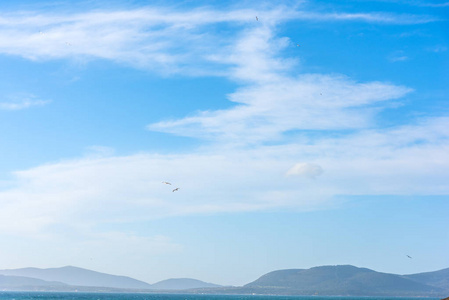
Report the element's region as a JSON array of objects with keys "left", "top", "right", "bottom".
[
  {"left": 0, "top": 3, "right": 447, "bottom": 242},
  {"left": 294, "top": 11, "right": 439, "bottom": 24},
  {"left": 1, "top": 114, "right": 448, "bottom": 235},
  {"left": 148, "top": 73, "right": 412, "bottom": 143},
  {"left": 286, "top": 163, "right": 324, "bottom": 179},
  {"left": 0, "top": 94, "right": 50, "bottom": 110},
  {"left": 0, "top": 5, "right": 439, "bottom": 75}
]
